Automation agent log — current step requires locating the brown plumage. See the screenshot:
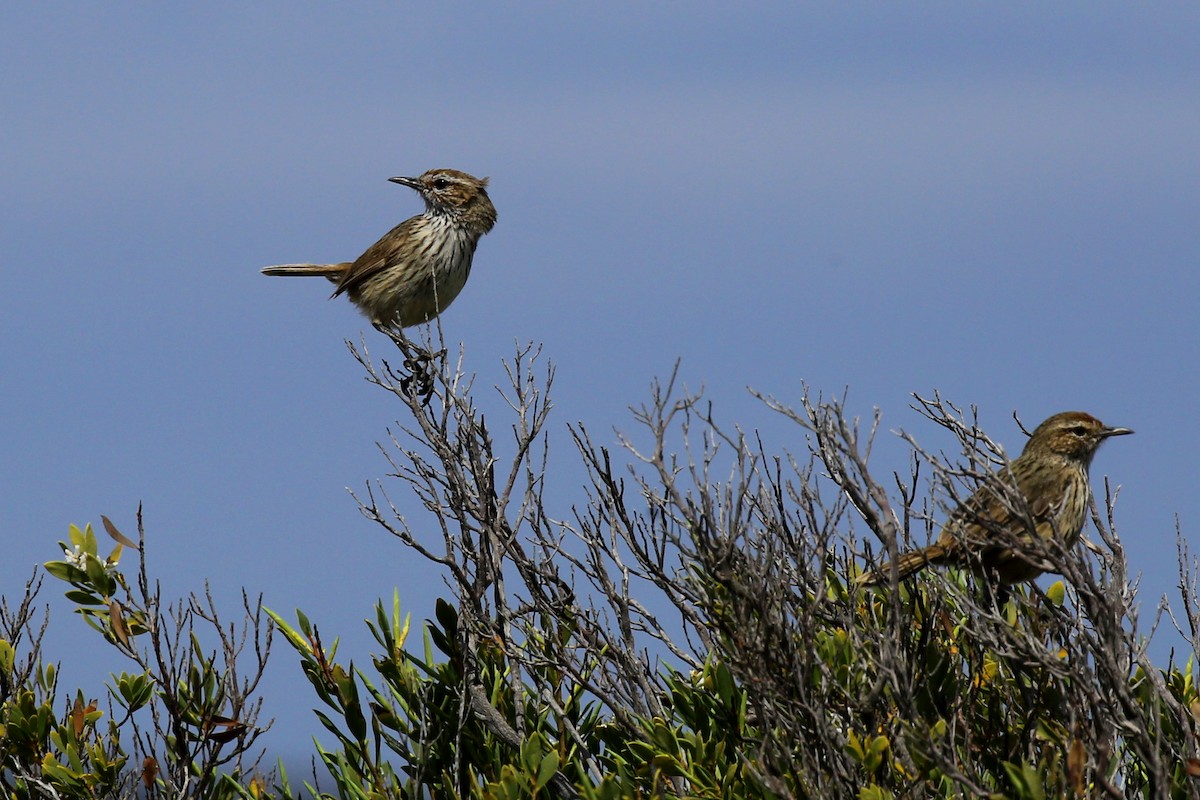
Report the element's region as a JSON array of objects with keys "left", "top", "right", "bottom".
[
  {"left": 262, "top": 168, "right": 497, "bottom": 327},
  {"left": 858, "top": 411, "right": 1133, "bottom": 586}
]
